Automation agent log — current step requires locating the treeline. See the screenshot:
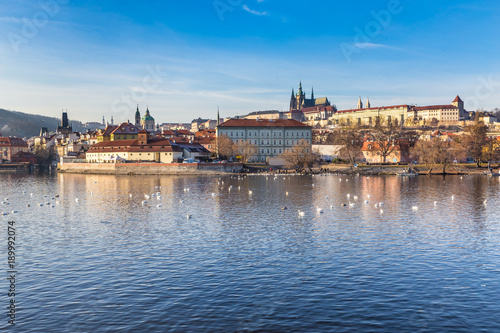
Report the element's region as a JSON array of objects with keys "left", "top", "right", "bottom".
[{"left": 0, "top": 109, "right": 85, "bottom": 138}]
